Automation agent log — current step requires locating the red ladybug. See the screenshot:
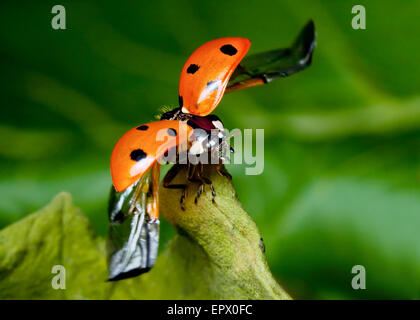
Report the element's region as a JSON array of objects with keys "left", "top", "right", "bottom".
[{"left": 107, "top": 20, "right": 316, "bottom": 280}]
